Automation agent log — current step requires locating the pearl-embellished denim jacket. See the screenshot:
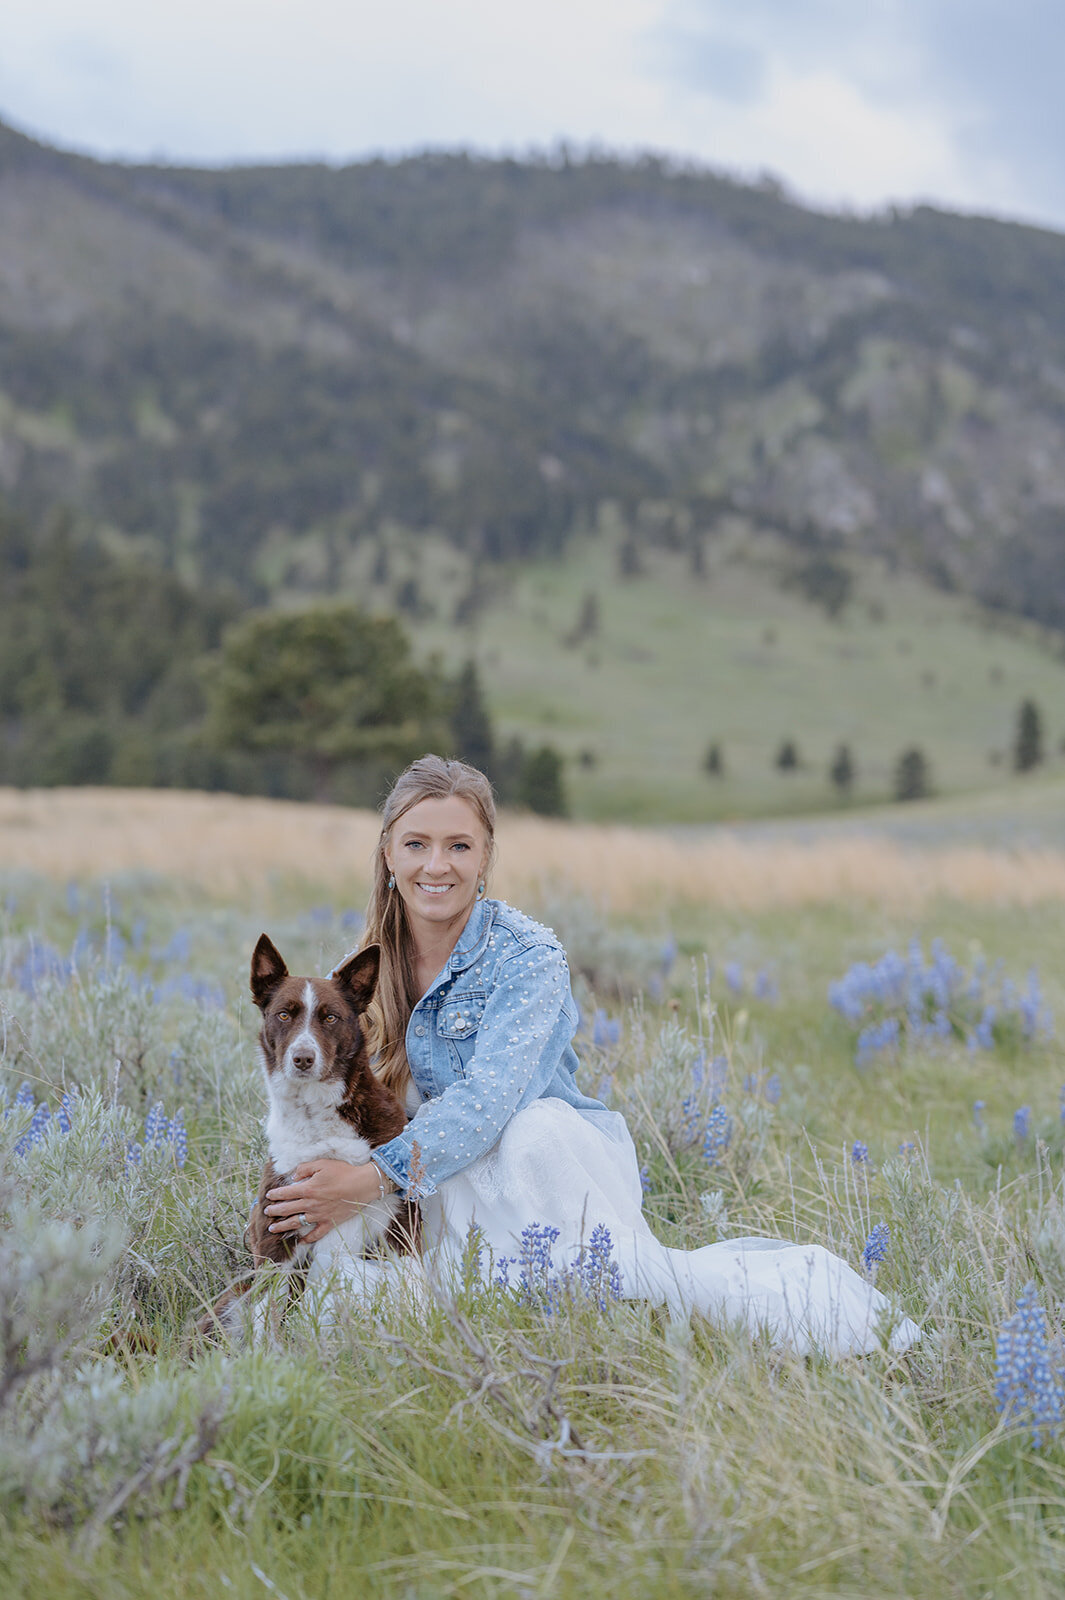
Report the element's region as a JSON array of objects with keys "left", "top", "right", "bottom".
[{"left": 370, "top": 898, "right": 606, "bottom": 1198}]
